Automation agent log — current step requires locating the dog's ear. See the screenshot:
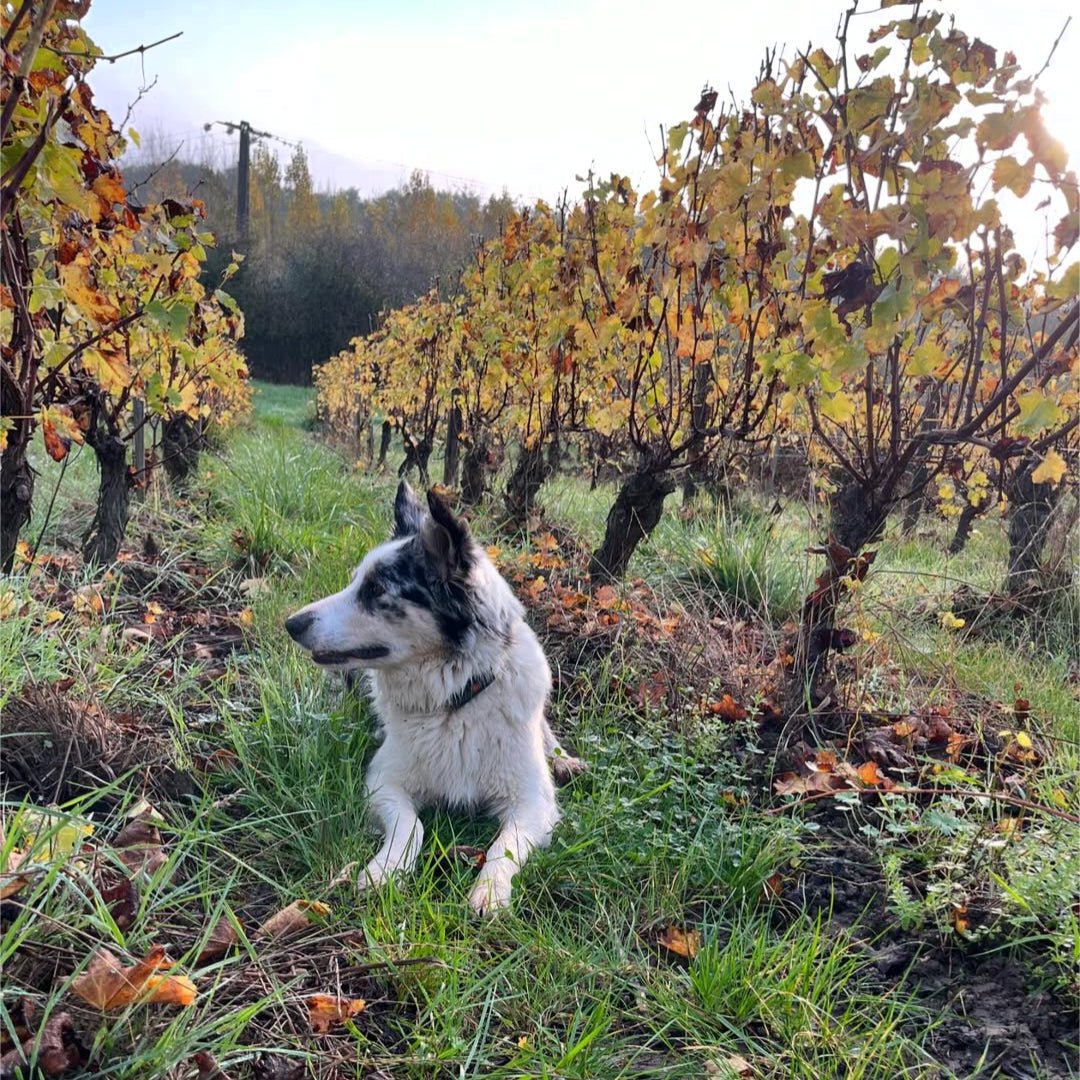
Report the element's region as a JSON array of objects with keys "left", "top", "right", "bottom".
[
  {"left": 420, "top": 489, "right": 472, "bottom": 581},
  {"left": 392, "top": 480, "right": 425, "bottom": 538}
]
